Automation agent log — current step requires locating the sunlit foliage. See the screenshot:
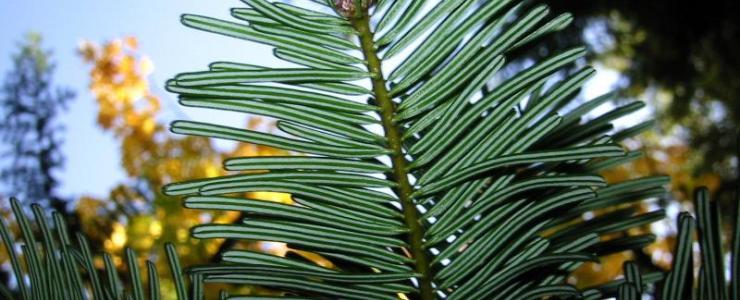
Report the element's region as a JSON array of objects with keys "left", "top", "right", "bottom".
[
  {"left": 78, "top": 37, "right": 293, "bottom": 297},
  {"left": 571, "top": 130, "right": 722, "bottom": 288}
]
